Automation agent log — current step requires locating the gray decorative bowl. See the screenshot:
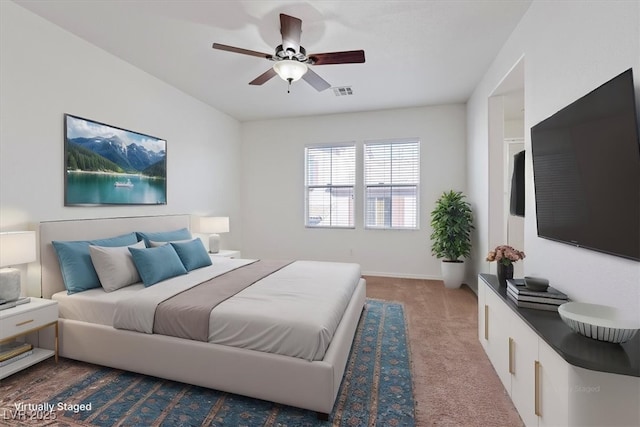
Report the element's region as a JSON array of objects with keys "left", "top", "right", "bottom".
[
  {"left": 558, "top": 302, "right": 639, "bottom": 344},
  {"left": 524, "top": 276, "right": 549, "bottom": 291}
]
